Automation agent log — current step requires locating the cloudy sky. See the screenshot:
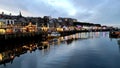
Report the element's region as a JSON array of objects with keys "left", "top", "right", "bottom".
[{"left": 0, "top": 0, "right": 120, "bottom": 26}]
